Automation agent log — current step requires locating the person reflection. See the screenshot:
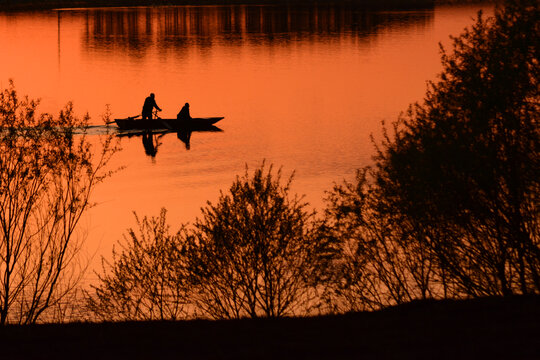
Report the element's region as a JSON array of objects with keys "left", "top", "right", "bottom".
[
  {"left": 142, "top": 93, "right": 161, "bottom": 120},
  {"left": 177, "top": 129, "right": 192, "bottom": 150},
  {"left": 142, "top": 131, "right": 158, "bottom": 157},
  {"left": 177, "top": 102, "right": 192, "bottom": 120}
]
